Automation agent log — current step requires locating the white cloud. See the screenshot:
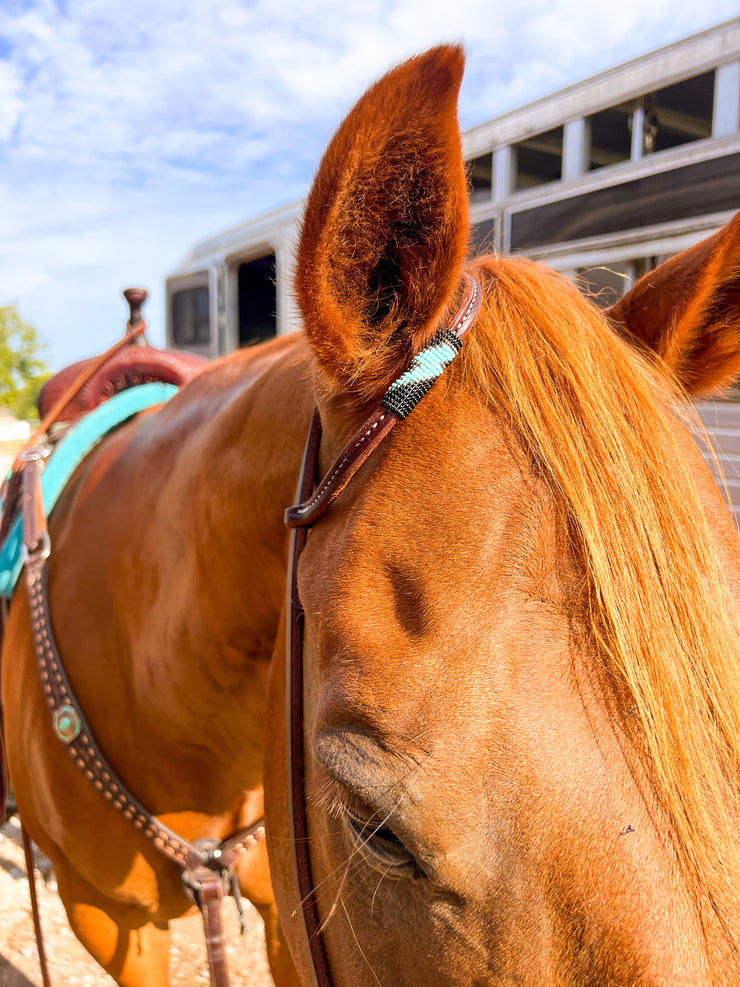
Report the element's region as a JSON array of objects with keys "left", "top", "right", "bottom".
[
  {"left": 0, "top": 59, "right": 23, "bottom": 141},
  {"left": 0, "top": 0, "right": 737, "bottom": 367}
]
